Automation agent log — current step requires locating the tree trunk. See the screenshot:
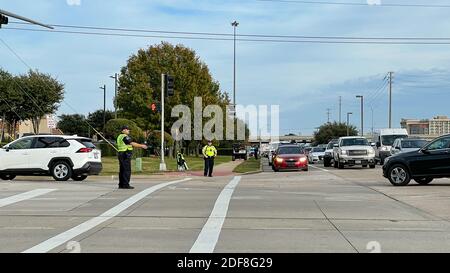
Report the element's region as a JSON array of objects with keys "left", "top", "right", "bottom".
[
  {"left": 32, "top": 117, "right": 41, "bottom": 135},
  {"left": 0, "top": 114, "right": 5, "bottom": 143}
]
